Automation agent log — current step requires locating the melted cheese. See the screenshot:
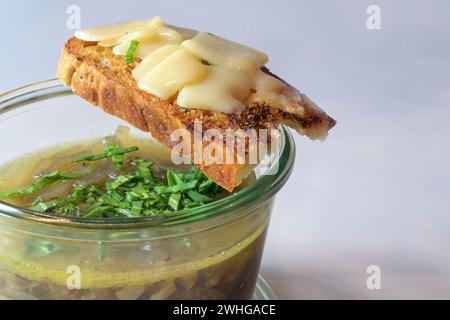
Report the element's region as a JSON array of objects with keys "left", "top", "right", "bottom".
[
  {"left": 74, "top": 16, "right": 271, "bottom": 114},
  {"left": 132, "top": 45, "right": 180, "bottom": 80},
  {"left": 75, "top": 19, "right": 155, "bottom": 42},
  {"left": 113, "top": 35, "right": 180, "bottom": 60},
  {"left": 181, "top": 32, "right": 268, "bottom": 75},
  {"left": 177, "top": 66, "right": 254, "bottom": 113},
  {"left": 137, "top": 48, "right": 208, "bottom": 100}
]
